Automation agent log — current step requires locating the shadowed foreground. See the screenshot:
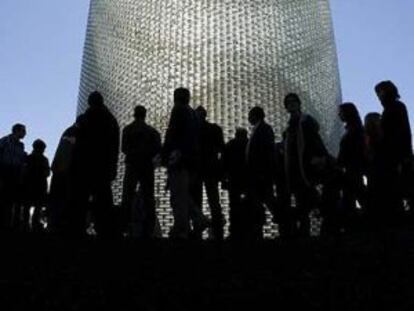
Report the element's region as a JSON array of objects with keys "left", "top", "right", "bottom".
[{"left": 1, "top": 232, "right": 414, "bottom": 310}]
